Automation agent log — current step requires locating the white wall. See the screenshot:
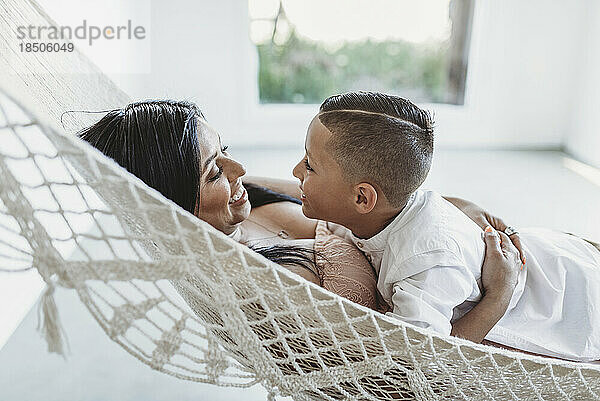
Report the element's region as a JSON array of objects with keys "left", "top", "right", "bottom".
[
  {"left": 109, "top": 0, "right": 260, "bottom": 146},
  {"left": 566, "top": 0, "right": 600, "bottom": 168},
  {"left": 34, "top": 0, "right": 597, "bottom": 154},
  {"left": 437, "top": 0, "right": 587, "bottom": 149},
  {"left": 35, "top": 0, "right": 151, "bottom": 75},
  {"left": 109, "top": 0, "right": 589, "bottom": 151}
]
